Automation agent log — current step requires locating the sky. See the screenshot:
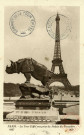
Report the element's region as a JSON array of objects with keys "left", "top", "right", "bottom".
[{"left": 4, "top": 6, "right": 80, "bottom": 86}]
